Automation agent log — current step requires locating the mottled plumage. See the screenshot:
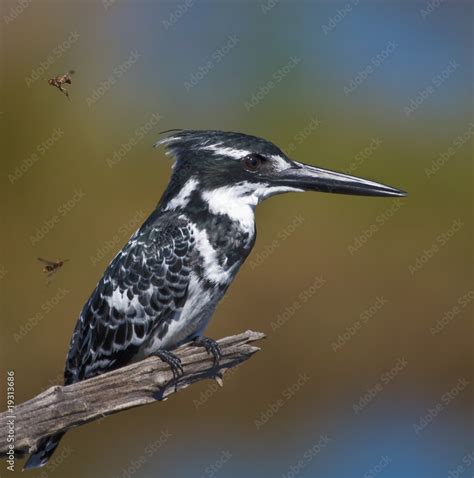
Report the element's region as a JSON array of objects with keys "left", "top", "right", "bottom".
[
  {"left": 25, "top": 129, "right": 405, "bottom": 469},
  {"left": 65, "top": 216, "right": 194, "bottom": 383}
]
